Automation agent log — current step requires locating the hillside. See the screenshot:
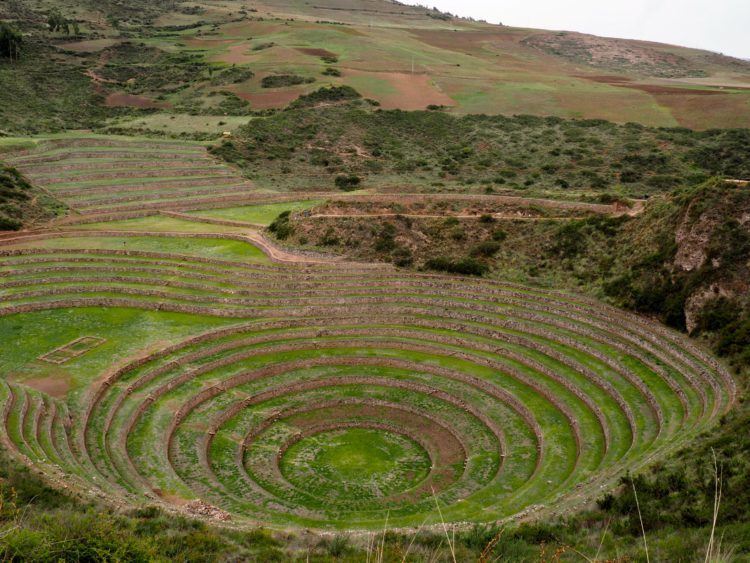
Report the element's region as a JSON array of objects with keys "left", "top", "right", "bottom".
[
  {"left": 217, "top": 103, "right": 750, "bottom": 194},
  {"left": 0, "top": 161, "right": 65, "bottom": 229},
  {"left": 1, "top": 0, "right": 750, "bottom": 133}
]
